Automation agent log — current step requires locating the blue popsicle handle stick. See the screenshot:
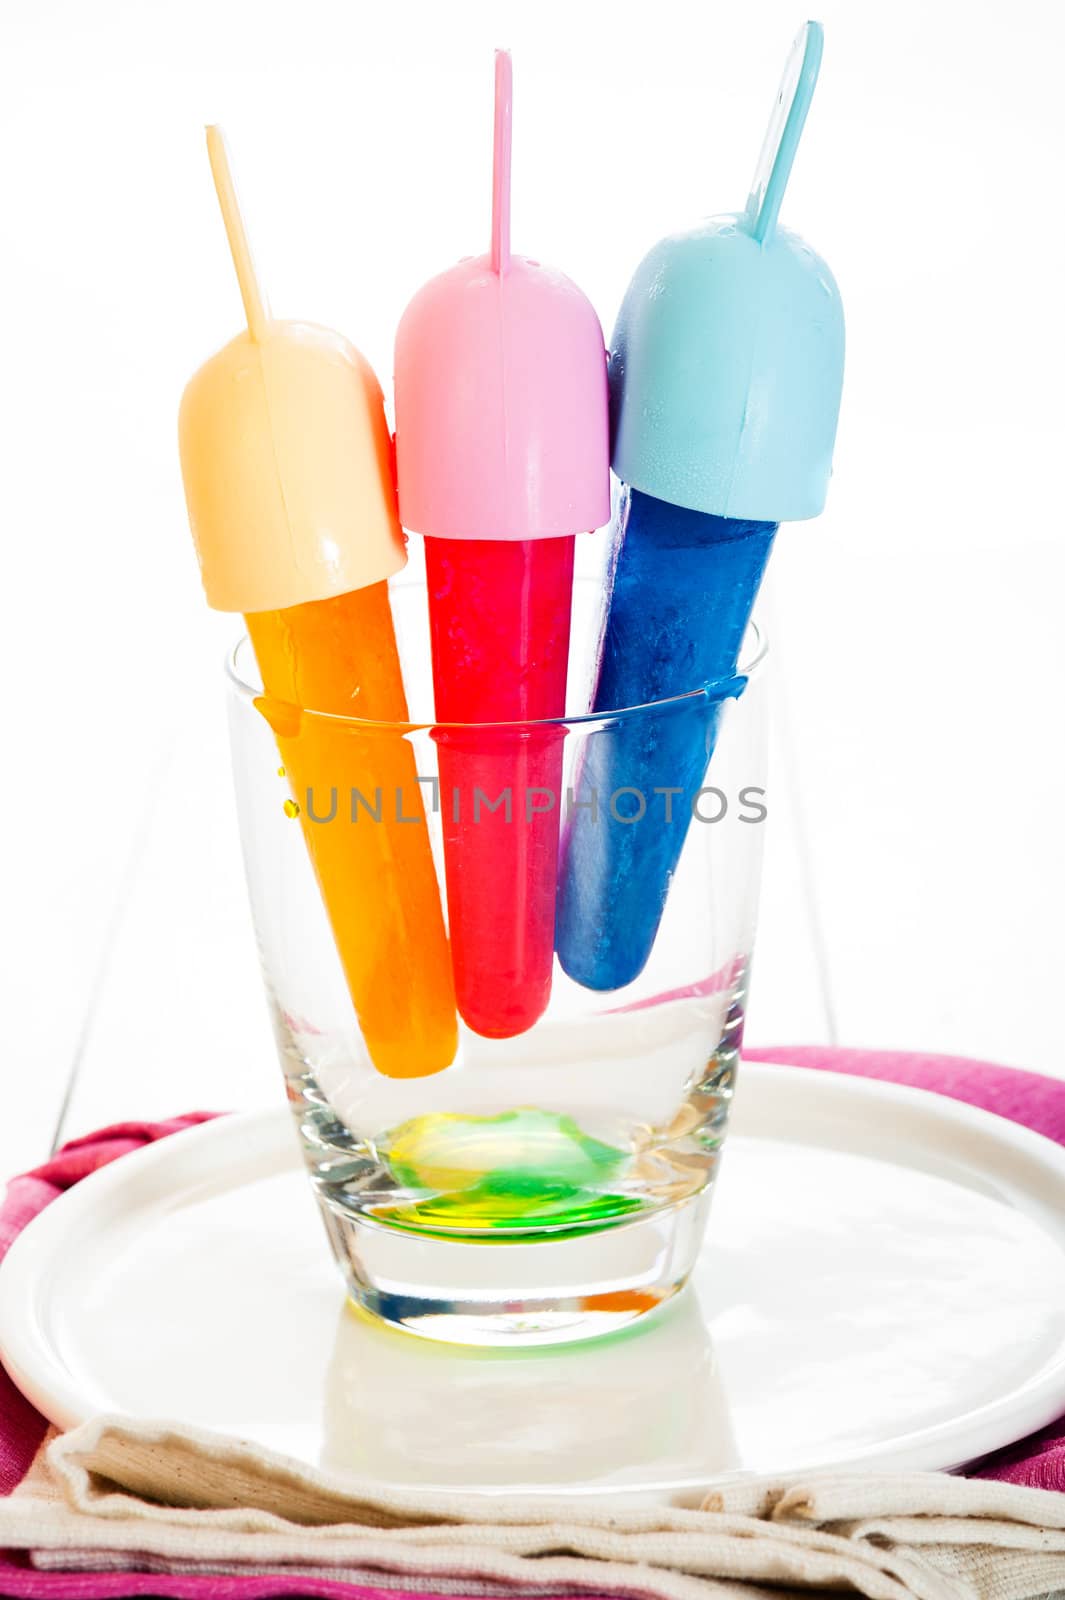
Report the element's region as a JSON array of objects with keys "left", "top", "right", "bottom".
[
  {"left": 556, "top": 488, "right": 776, "bottom": 992},
  {"left": 745, "top": 20, "right": 823, "bottom": 245}
]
